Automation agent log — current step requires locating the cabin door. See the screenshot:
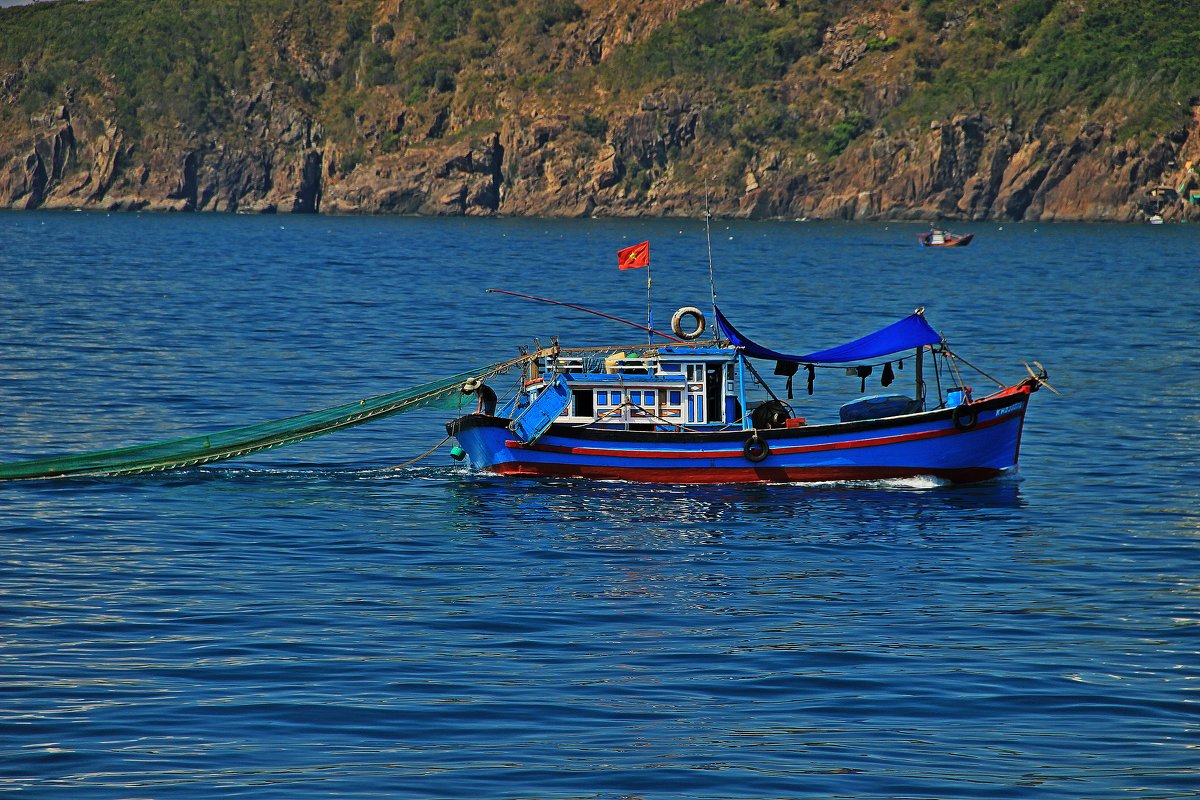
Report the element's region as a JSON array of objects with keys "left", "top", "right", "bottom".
[
  {"left": 685, "top": 364, "right": 706, "bottom": 424},
  {"left": 705, "top": 364, "right": 726, "bottom": 423}
]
